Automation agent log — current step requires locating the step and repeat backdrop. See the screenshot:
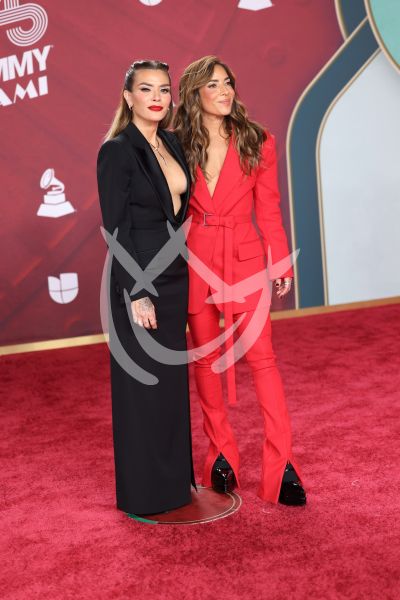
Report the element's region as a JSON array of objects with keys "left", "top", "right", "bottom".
[{"left": 1, "top": 0, "right": 399, "bottom": 345}]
